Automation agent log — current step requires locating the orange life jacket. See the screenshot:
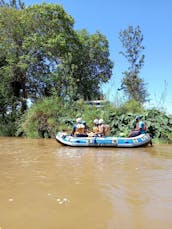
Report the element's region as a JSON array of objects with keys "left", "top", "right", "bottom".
[
  {"left": 104, "top": 124, "right": 110, "bottom": 136},
  {"left": 98, "top": 124, "right": 105, "bottom": 136},
  {"left": 75, "top": 123, "right": 85, "bottom": 135},
  {"left": 93, "top": 125, "right": 99, "bottom": 134}
]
